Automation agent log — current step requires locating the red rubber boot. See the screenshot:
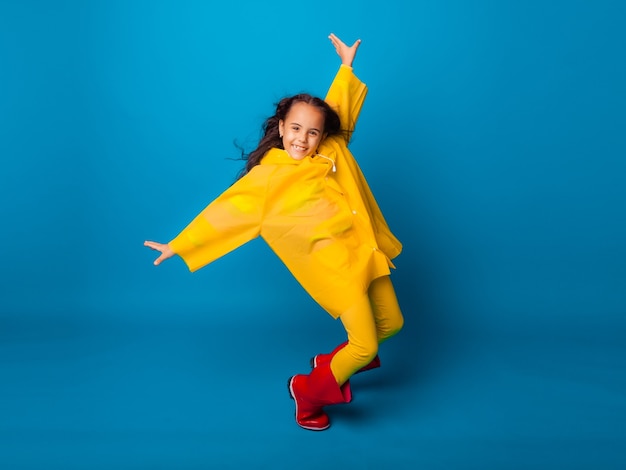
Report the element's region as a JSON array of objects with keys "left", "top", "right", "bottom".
[
  {"left": 288, "top": 362, "right": 352, "bottom": 431},
  {"left": 310, "top": 341, "right": 381, "bottom": 374}
]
